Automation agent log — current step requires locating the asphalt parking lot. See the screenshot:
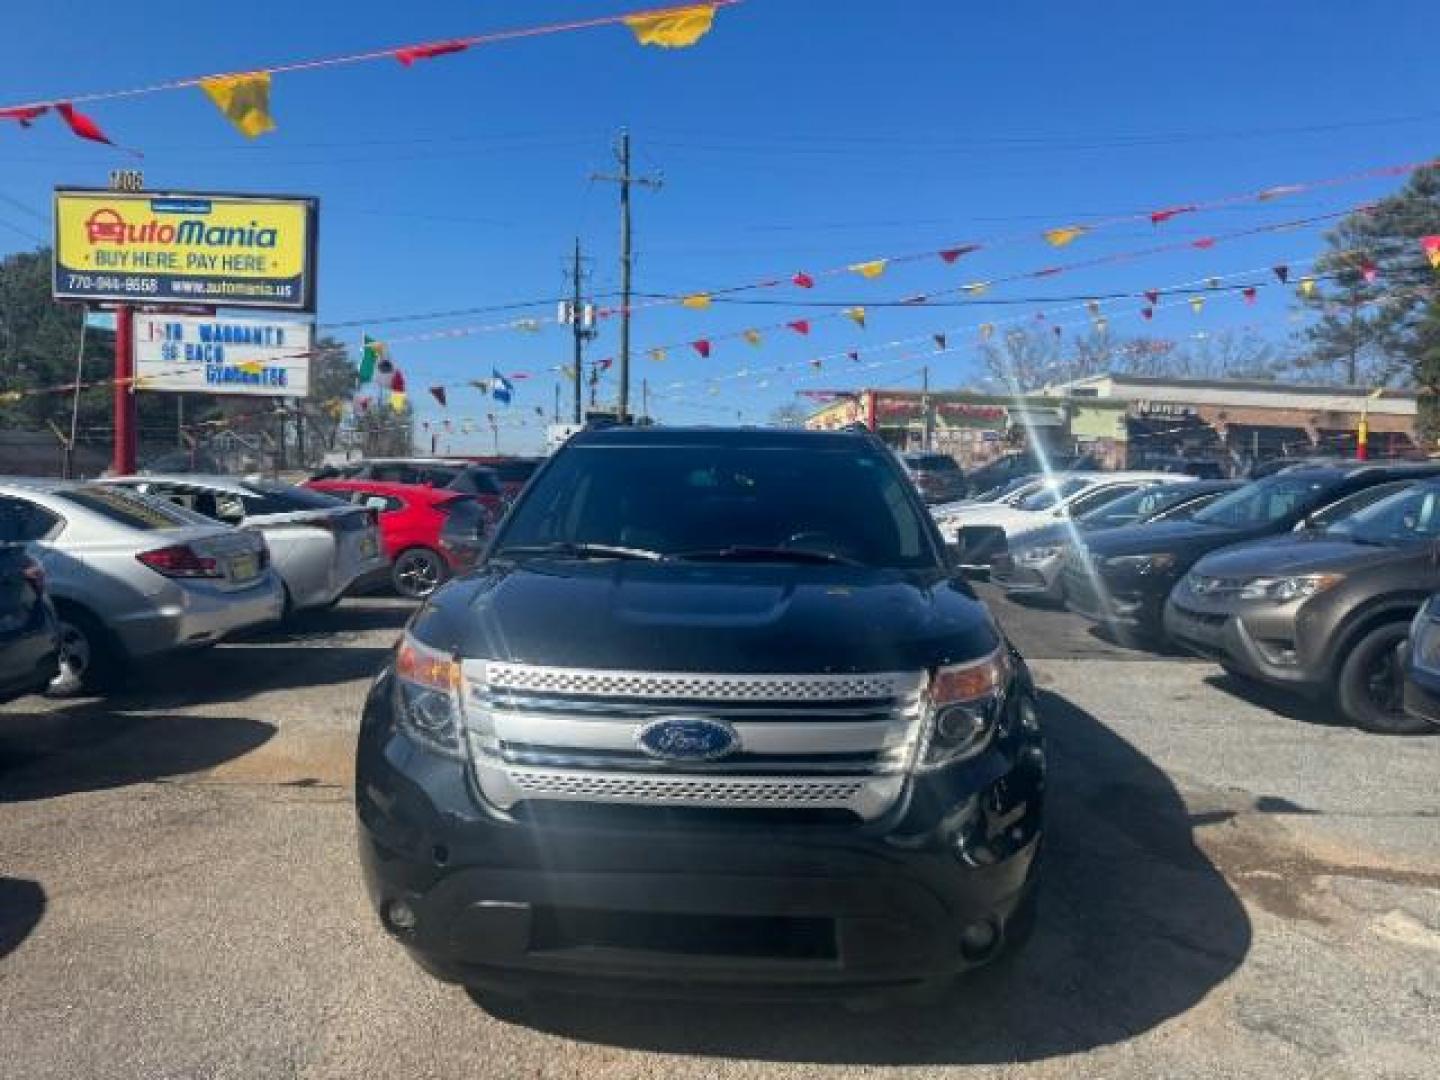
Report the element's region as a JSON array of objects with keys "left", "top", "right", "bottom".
[{"left": 2, "top": 588, "right": 1437, "bottom": 1079}]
